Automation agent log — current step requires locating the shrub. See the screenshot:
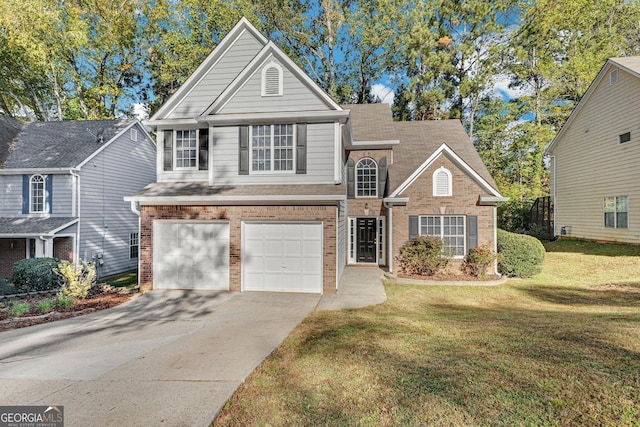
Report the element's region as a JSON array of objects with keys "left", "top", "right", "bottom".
[
  {"left": 57, "top": 294, "right": 74, "bottom": 308},
  {"left": 8, "top": 301, "right": 30, "bottom": 316},
  {"left": 12, "top": 258, "right": 63, "bottom": 292},
  {"left": 0, "top": 278, "right": 18, "bottom": 295},
  {"left": 36, "top": 299, "right": 56, "bottom": 313},
  {"left": 462, "top": 244, "right": 498, "bottom": 278},
  {"left": 55, "top": 260, "right": 97, "bottom": 300},
  {"left": 497, "top": 229, "right": 546, "bottom": 277},
  {"left": 396, "top": 236, "right": 448, "bottom": 276}
]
